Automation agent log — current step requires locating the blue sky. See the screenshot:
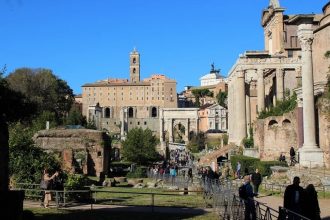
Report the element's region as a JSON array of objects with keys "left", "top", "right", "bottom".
[{"left": 0, "top": 0, "right": 327, "bottom": 95}]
